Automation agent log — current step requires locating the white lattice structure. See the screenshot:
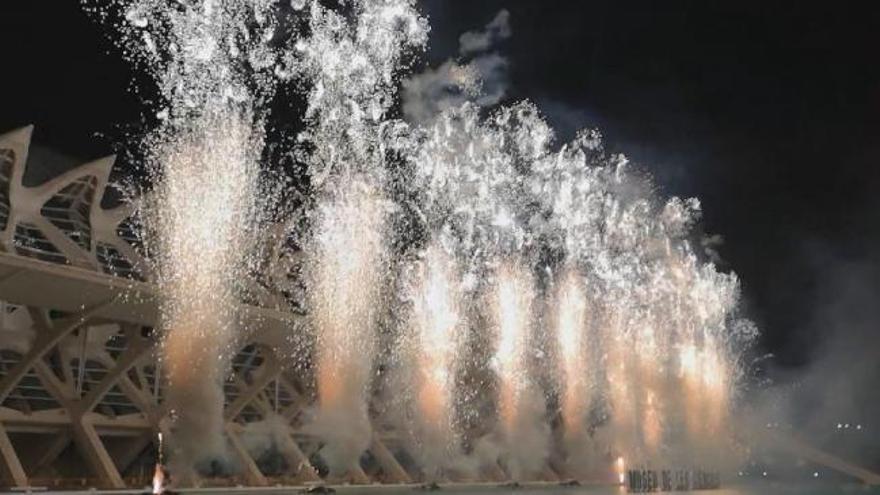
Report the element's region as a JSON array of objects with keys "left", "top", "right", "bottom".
[{"left": 0, "top": 126, "right": 414, "bottom": 490}]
